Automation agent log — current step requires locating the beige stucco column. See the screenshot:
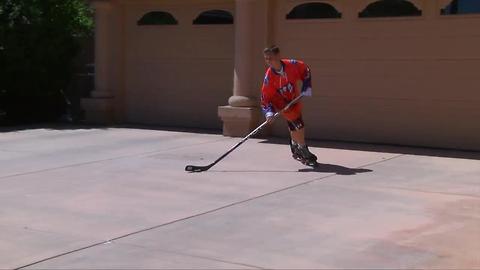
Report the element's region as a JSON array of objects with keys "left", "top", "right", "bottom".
[
  {"left": 81, "top": 0, "right": 115, "bottom": 123},
  {"left": 218, "top": 0, "right": 272, "bottom": 136},
  {"left": 228, "top": 0, "right": 257, "bottom": 108}
]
